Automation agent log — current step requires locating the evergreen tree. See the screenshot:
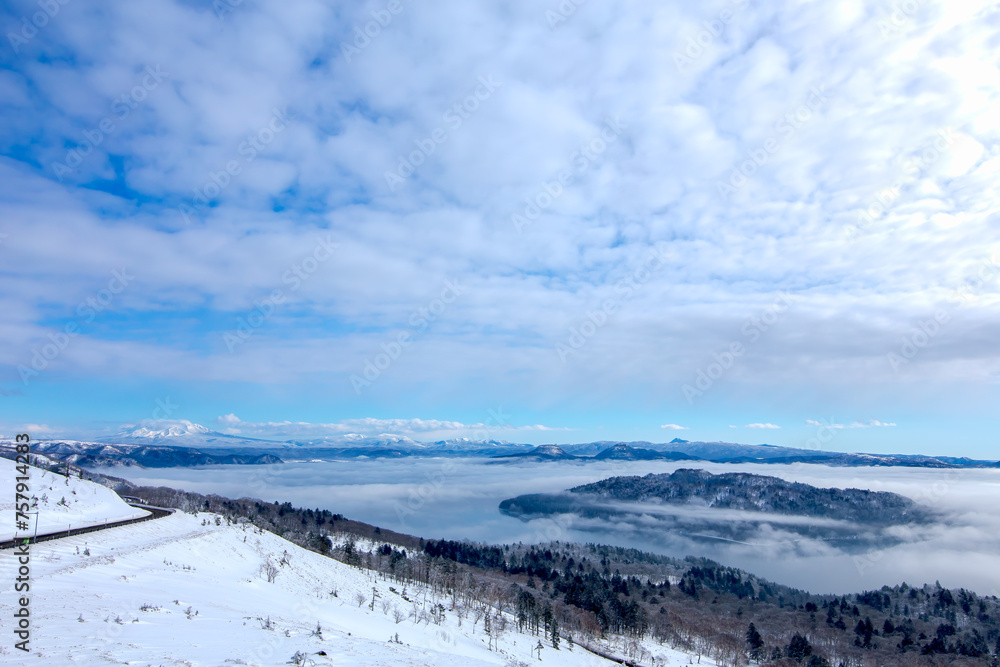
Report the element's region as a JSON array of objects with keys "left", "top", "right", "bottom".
[
  {"left": 787, "top": 633, "right": 813, "bottom": 662},
  {"left": 854, "top": 617, "right": 874, "bottom": 648},
  {"left": 746, "top": 622, "right": 765, "bottom": 661}
]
